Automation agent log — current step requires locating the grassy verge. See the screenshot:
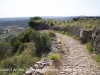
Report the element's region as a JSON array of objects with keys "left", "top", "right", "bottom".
[
  {"left": 96, "top": 55, "right": 100, "bottom": 62},
  {"left": 72, "top": 35, "right": 79, "bottom": 40},
  {"left": 85, "top": 42, "right": 100, "bottom": 65},
  {"left": 85, "top": 42, "right": 93, "bottom": 53}
]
